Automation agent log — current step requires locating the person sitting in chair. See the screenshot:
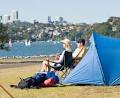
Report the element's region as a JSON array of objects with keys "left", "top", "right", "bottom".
[
  {"left": 40, "top": 38, "right": 72, "bottom": 72},
  {"left": 72, "top": 39, "right": 86, "bottom": 66}
]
